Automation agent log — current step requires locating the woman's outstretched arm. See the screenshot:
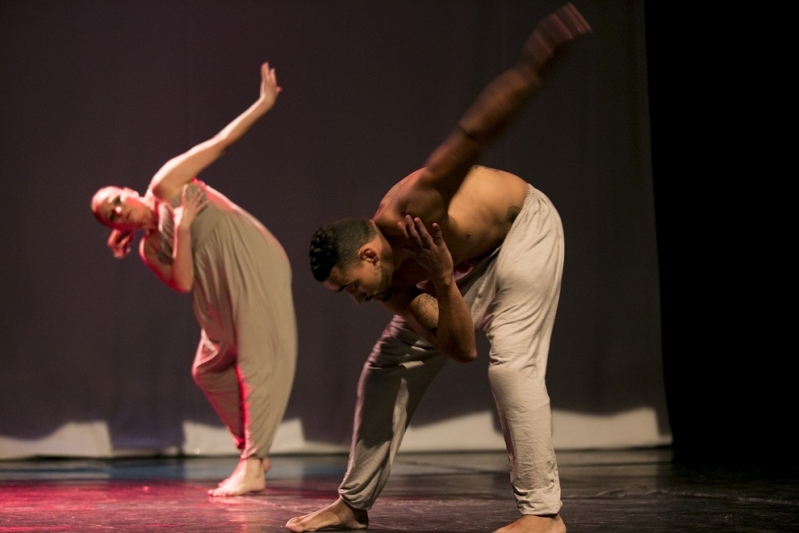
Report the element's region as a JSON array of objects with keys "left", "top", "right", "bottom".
[{"left": 148, "top": 62, "right": 281, "bottom": 202}]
